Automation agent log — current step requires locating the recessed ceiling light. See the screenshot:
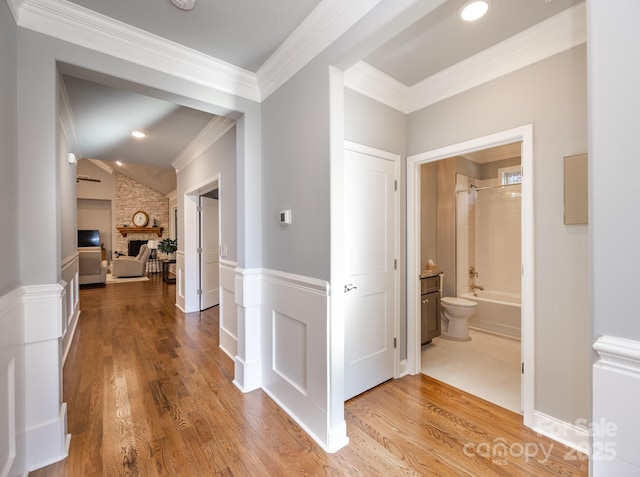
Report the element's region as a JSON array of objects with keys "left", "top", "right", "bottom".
[
  {"left": 131, "top": 131, "right": 146, "bottom": 139},
  {"left": 116, "top": 161, "right": 123, "bottom": 166},
  {"left": 459, "top": 0, "right": 490, "bottom": 22}
]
